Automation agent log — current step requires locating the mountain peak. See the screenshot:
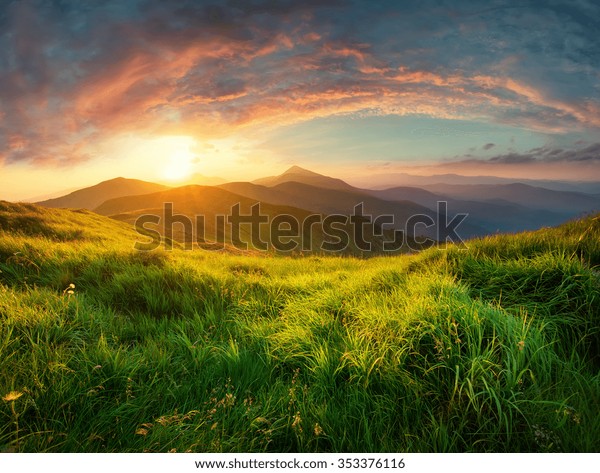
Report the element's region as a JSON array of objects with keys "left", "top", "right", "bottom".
[
  {"left": 253, "top": 165, "right": 354, "bottom": 191},
  {"left": 282, "top": 165, "right": 320, "bottom": 176}
]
